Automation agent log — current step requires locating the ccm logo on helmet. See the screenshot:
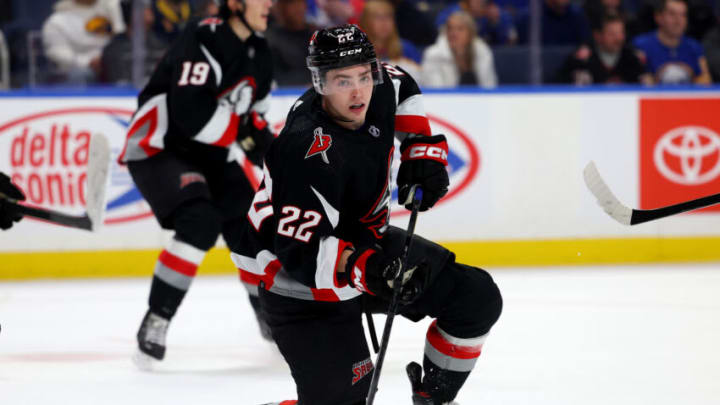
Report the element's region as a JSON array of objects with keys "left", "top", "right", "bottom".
[
  {"left": 406, "top": 145, "right": 448, "bottom": 163},
  {"left": 340, "top": 48, "right": 362, "bottom": 57}
]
